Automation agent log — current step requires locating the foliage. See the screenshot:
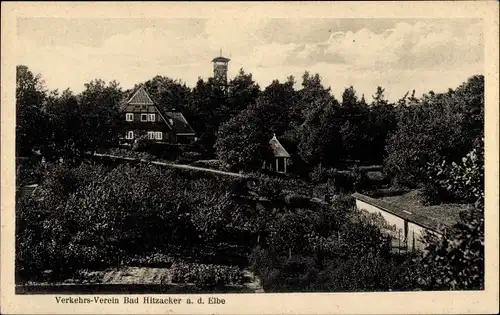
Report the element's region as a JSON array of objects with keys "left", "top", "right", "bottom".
[
  {"left": 416, "top": 208, "right": 484, "bottom": 290},
  {"left": 227, "top": 69, "right": 261, "bottom": 116},
  {"left": 215, "top": 105, "right": 273, "bottom": 170},
  {"left": 385, "top": 75, "right": 484, "bottom": 188},
  {"left": 16, "top": 161, "right": 255, "bottom": 282},
  {"left": 171, "top": 261, "right": 244, "bottom": 287},
  {"left": 412, "top": 139, "right": 485, "bottom": 290},
  {"left": 16, "top": 65, "right": 48, "bottom": 156},
  {"left": 15, "top": 64, "right": 485, "bottom": 292},
  {"left": 249, "top": 205, "right": 422, "bottom": 292},
  {"left": 125, "top": 253, "right": 175, "bottom": 268},
  {"left": 297, "top": 94, "right": 342, "bottom": 167},
  {"left": 16, "top": 157, "right": 44, "bottom": 187},
  {"left": 177, "top": 151, "right": 202, "bottom": 164},
  {"left": 424, "top": 137, "right": 484, "bottom": 205},
  {"left": 38, "top": 79, "right": 124, "bottom": 162},
  {"left": 139, "top": 76, "right": 191, "bottom": 113}
]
